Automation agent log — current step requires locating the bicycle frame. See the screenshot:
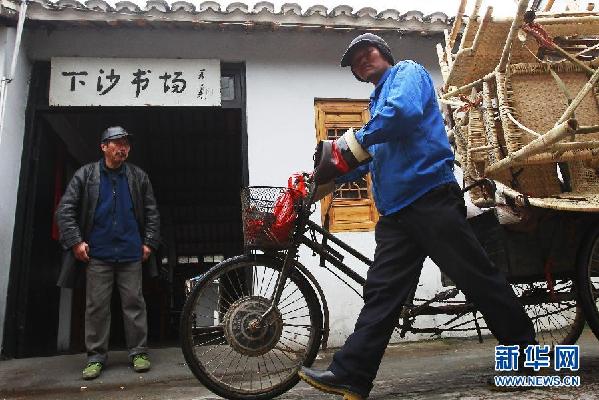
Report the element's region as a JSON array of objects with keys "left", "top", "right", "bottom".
[
  {"left": 252, "top": 177, "right": 585, "bottom": 342},
  {"left": 257, "top": 181, "right": 491, "bottom": 338}
]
